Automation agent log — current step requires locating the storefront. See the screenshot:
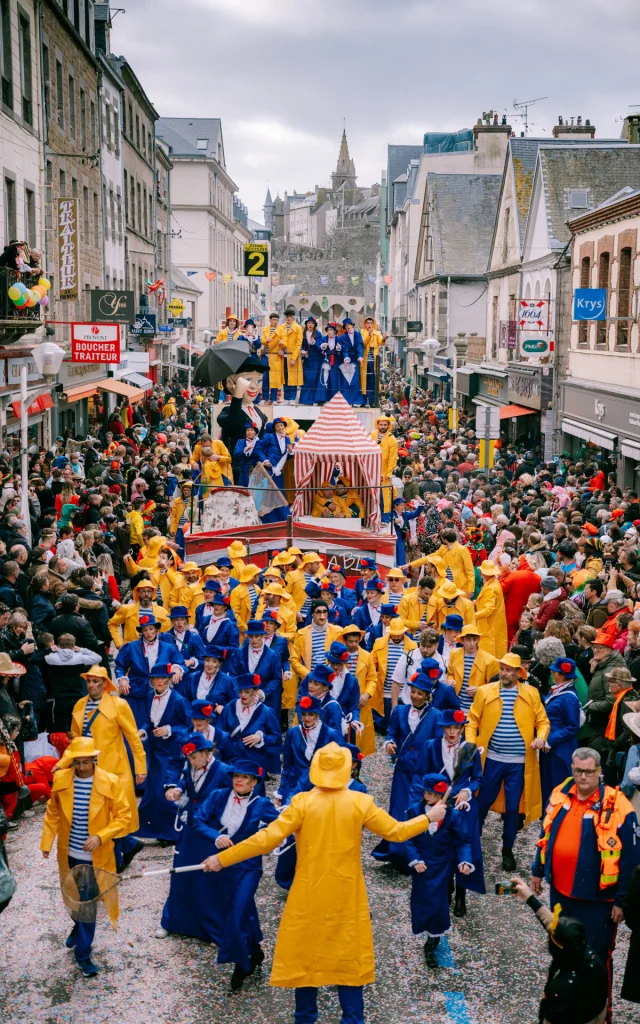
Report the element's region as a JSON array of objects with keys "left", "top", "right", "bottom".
[
  {"left": 57, "top": 363, "right": 147, "bottom": 438},
  {"left": 505, "top": 364, "right": 554, "bottom": 447},
  {"left": 473, "top": 367, "right": 508, "bottom": 408},
  {"left": 0, "top": 349, "right": 51, "bottom": 448},
  {"left": 561, "top": 379, "right": 640, "bottom": 486},
  {"left": 456, "top": 366, "right": 479, "bottom": 415}
]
